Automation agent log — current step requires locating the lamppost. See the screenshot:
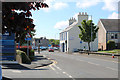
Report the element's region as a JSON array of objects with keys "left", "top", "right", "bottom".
[{"left": 89, "top": 15, "right": 92, "bottom": 51}]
